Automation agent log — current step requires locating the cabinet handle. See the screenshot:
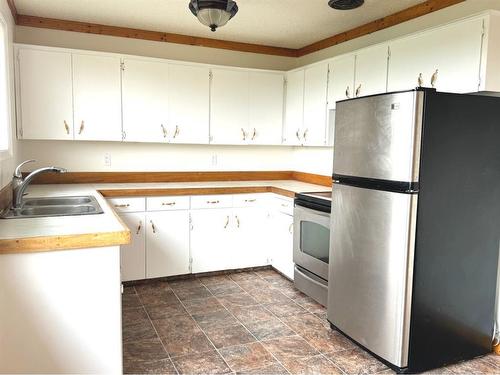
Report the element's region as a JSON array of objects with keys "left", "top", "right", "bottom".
[
  {"left": 78, "top": 121, "right": 85, "bottom": 135},
  {"left": 150, "top": 220, "right": 156, "bottom": 234},
  {"left": 224, "top": 215, "right": 230, "bottom": 229},
  {"left": 64, "top": 120, "right": 70, "bottom": 135},
  {"left": 431, "top": 69, "right": 439, "bottom": 88},
  {"left": 235, "top": 215, "right": 240, "bottom": 228},
  {"left": 303, "top": 128, "right": 308, "bottom": 142},
  {"left": 281, "top": 203, "right": 288, "bottom": 207},
  {"left": 173, "top": 125, "right": 180, "bottom": 138},
  {"left": 114, "top": 204, "right": 130, "bottom": 208},
  {"left": 289, "top": 223, "right": 293, "bottom": 234},
  {"left": 251, "top": 128, "right": 257, "bottom": 141},
  {"left": 241, "top": 128, "right": 247, "bottom": 141},
  {"left": 136, "top": 220, "right": 142, "bottom": 235},
  {"left": 161, "top": 202, "right": 176, "bottom": 206},
  {"left": 418, "top": 73, "right": 424, "bottom": 87},
  {"left": 207, "top": 200, "right": 220, "bottom": 204},
  {"left": 244, "top": 199, "right": 256, "bottom": 203},
  {"left": 295, "top": 129, "right": 302, "bottom": 141},
  {"left": 161, "top": 124, "right": 168, "bottom": 139},
  {"left": 355, "top": 84, "right": 362, "bottom": 98},
  {"left": 345, "top": 86, "right": 351, "bottom": 99}
]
